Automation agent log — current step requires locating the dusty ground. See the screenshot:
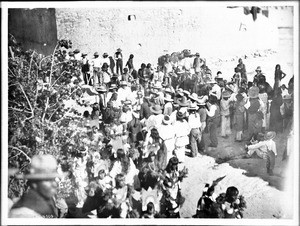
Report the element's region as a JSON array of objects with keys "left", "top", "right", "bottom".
[{"left": 179, "top": 27, "right": 295, "bottom": 219}]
